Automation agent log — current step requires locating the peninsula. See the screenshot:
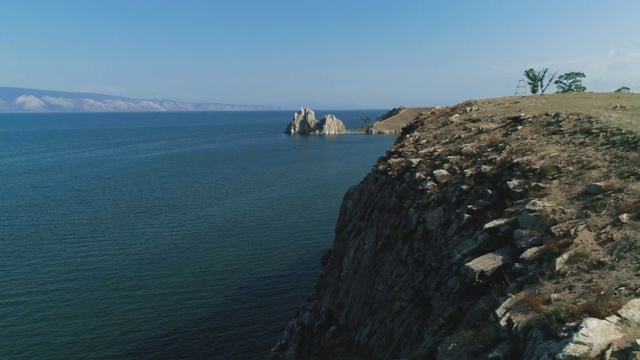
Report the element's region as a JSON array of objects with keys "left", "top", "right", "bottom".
[{"left": 272, "top": 92, "right": 640, "bottom": 359}]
